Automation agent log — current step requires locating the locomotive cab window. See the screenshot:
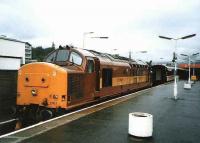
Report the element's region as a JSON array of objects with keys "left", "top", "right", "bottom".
[
  {"left": 56, "top": 49, "right": 69, "bottom": 62},
  {"left": 69, "top": 52, "right": 83, "bottom": 65},
  {"left": 45, "top": 51, "right": 57, "bottom": 63}
]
